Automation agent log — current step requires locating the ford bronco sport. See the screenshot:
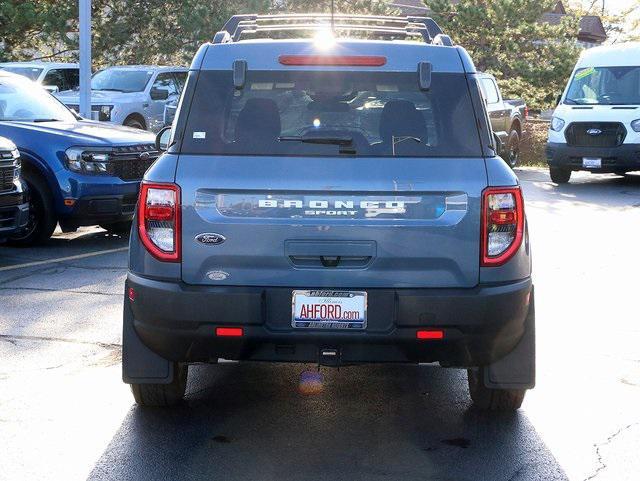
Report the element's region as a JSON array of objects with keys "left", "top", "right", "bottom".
[{"left": 123, "top": 14, "right": 535, "bottom": 411}]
